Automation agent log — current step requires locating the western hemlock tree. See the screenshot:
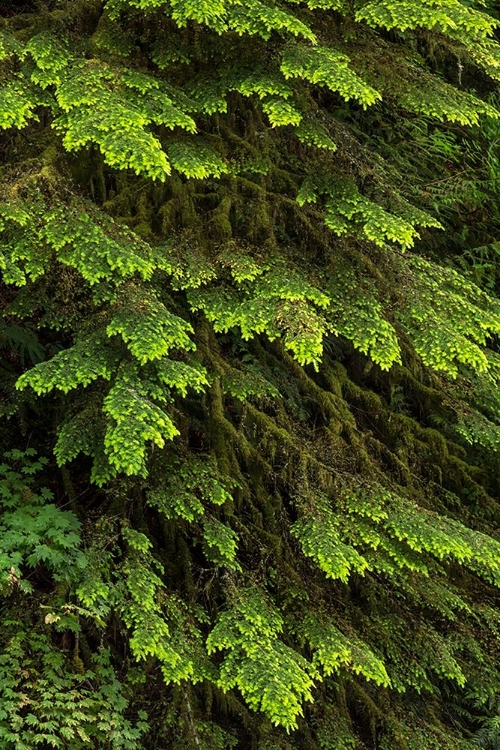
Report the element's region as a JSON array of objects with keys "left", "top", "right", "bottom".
[{"left": 1, "top": 0, "right": 500, "bottom": 747}]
